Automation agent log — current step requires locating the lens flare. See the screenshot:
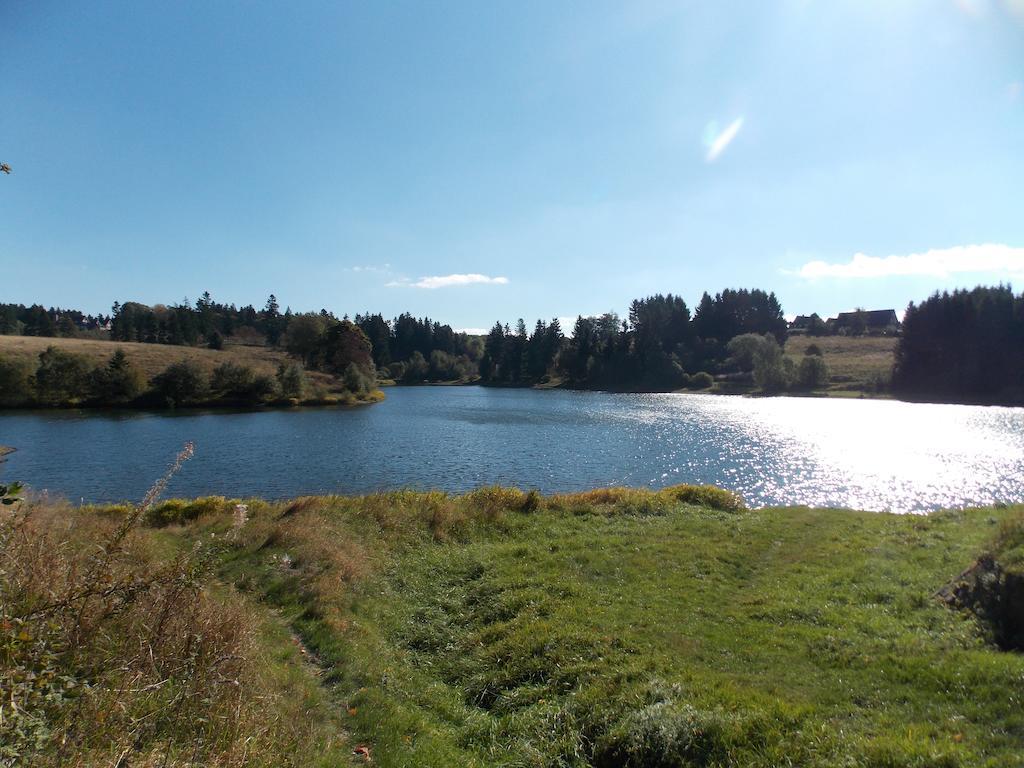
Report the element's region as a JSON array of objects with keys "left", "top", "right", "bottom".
[{"left": 703, "top": 117, "right": 744, "bottom": 162}]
